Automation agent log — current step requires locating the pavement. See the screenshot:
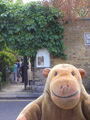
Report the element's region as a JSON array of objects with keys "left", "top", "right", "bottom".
[
  {"left": 0, "top": 77, "right": 42, "bottom": 99},
  {"left": 0, "top": 76, "right": 90, "bottom": 99}
]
